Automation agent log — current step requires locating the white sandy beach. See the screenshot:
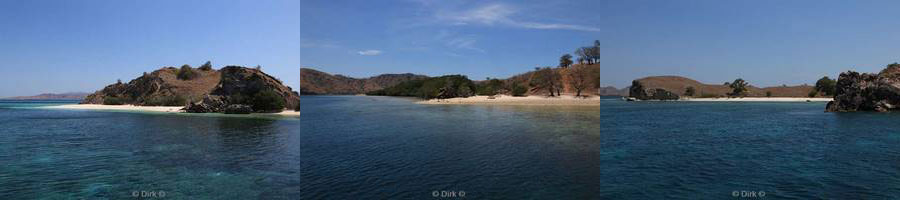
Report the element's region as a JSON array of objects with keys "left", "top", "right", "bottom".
[
  {"left": 681, "top": 97, "right": 832, "bottom": 102},
  {"left": 417, "top": 95, "right": 601, "bottom": 106},
  {"left": 43, "top": 104, "right": 299, "bottom": 116}
]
